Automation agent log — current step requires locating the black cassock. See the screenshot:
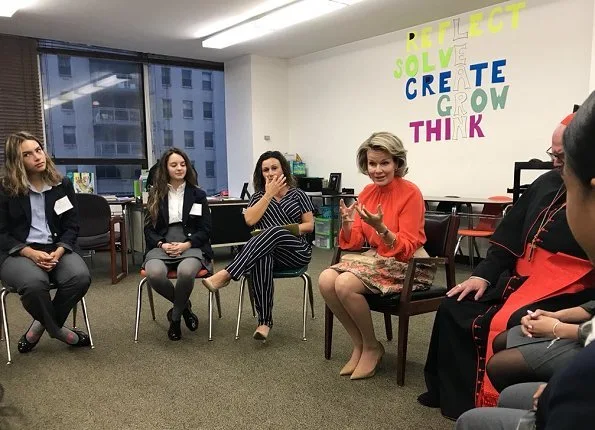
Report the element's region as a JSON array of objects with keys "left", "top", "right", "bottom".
[{"left": 423, "top": 169, "right": 595, "bottom": 419}]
